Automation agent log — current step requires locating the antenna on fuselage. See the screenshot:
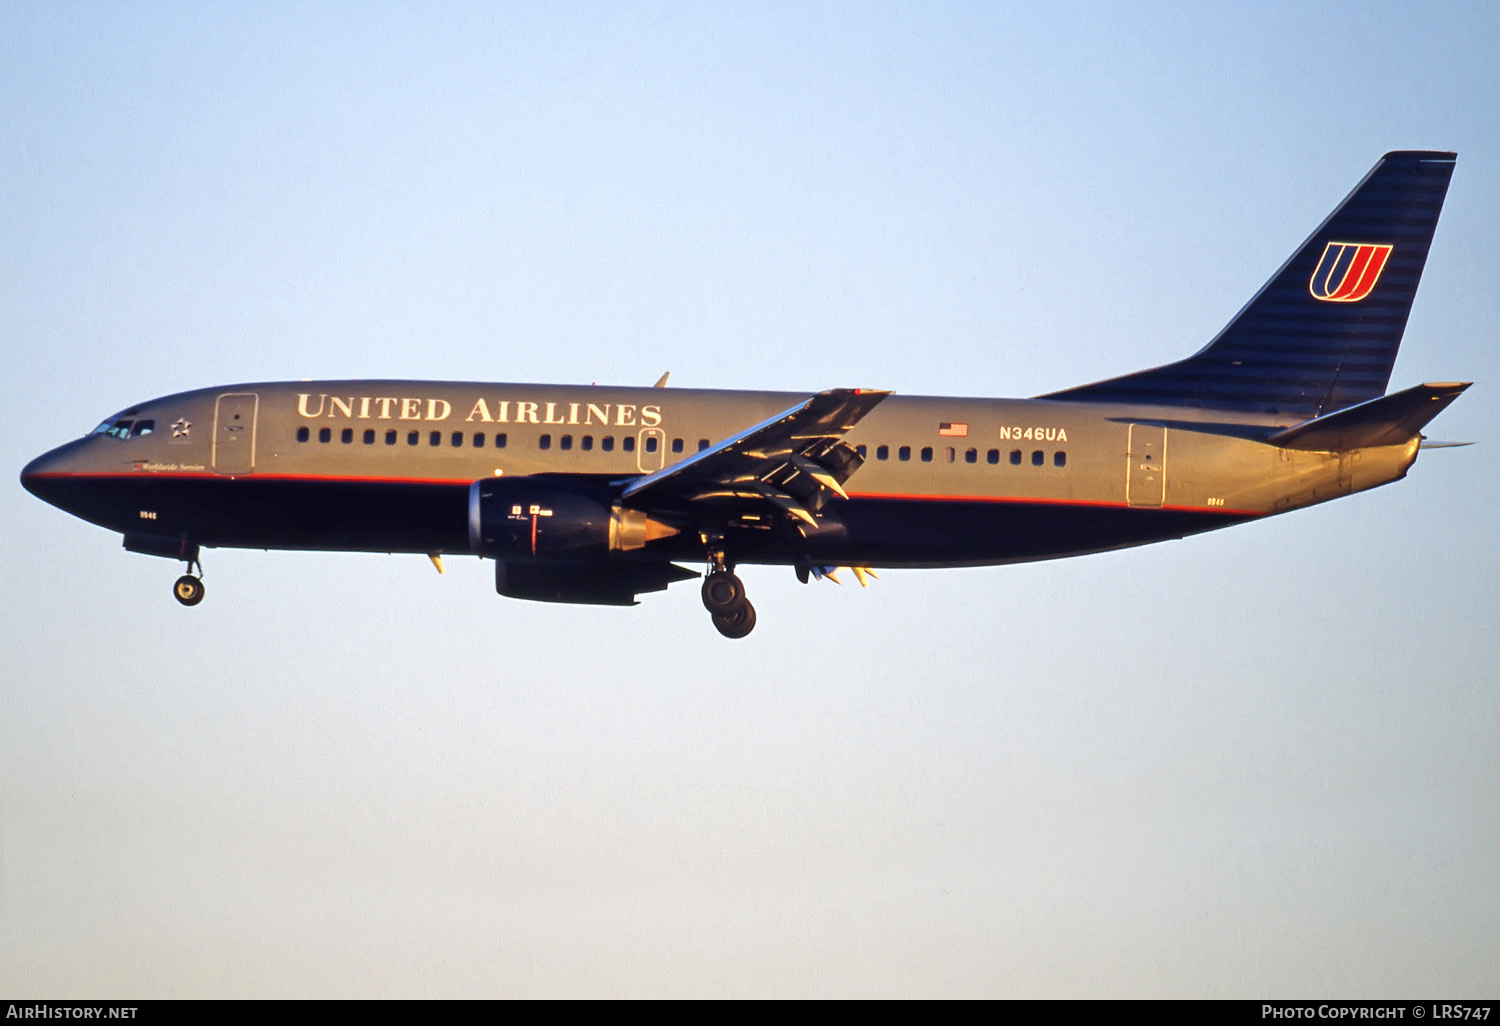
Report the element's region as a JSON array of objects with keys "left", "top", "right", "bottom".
[{"left": 653, "top": 372, "right": 670, "bottom": 388}]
